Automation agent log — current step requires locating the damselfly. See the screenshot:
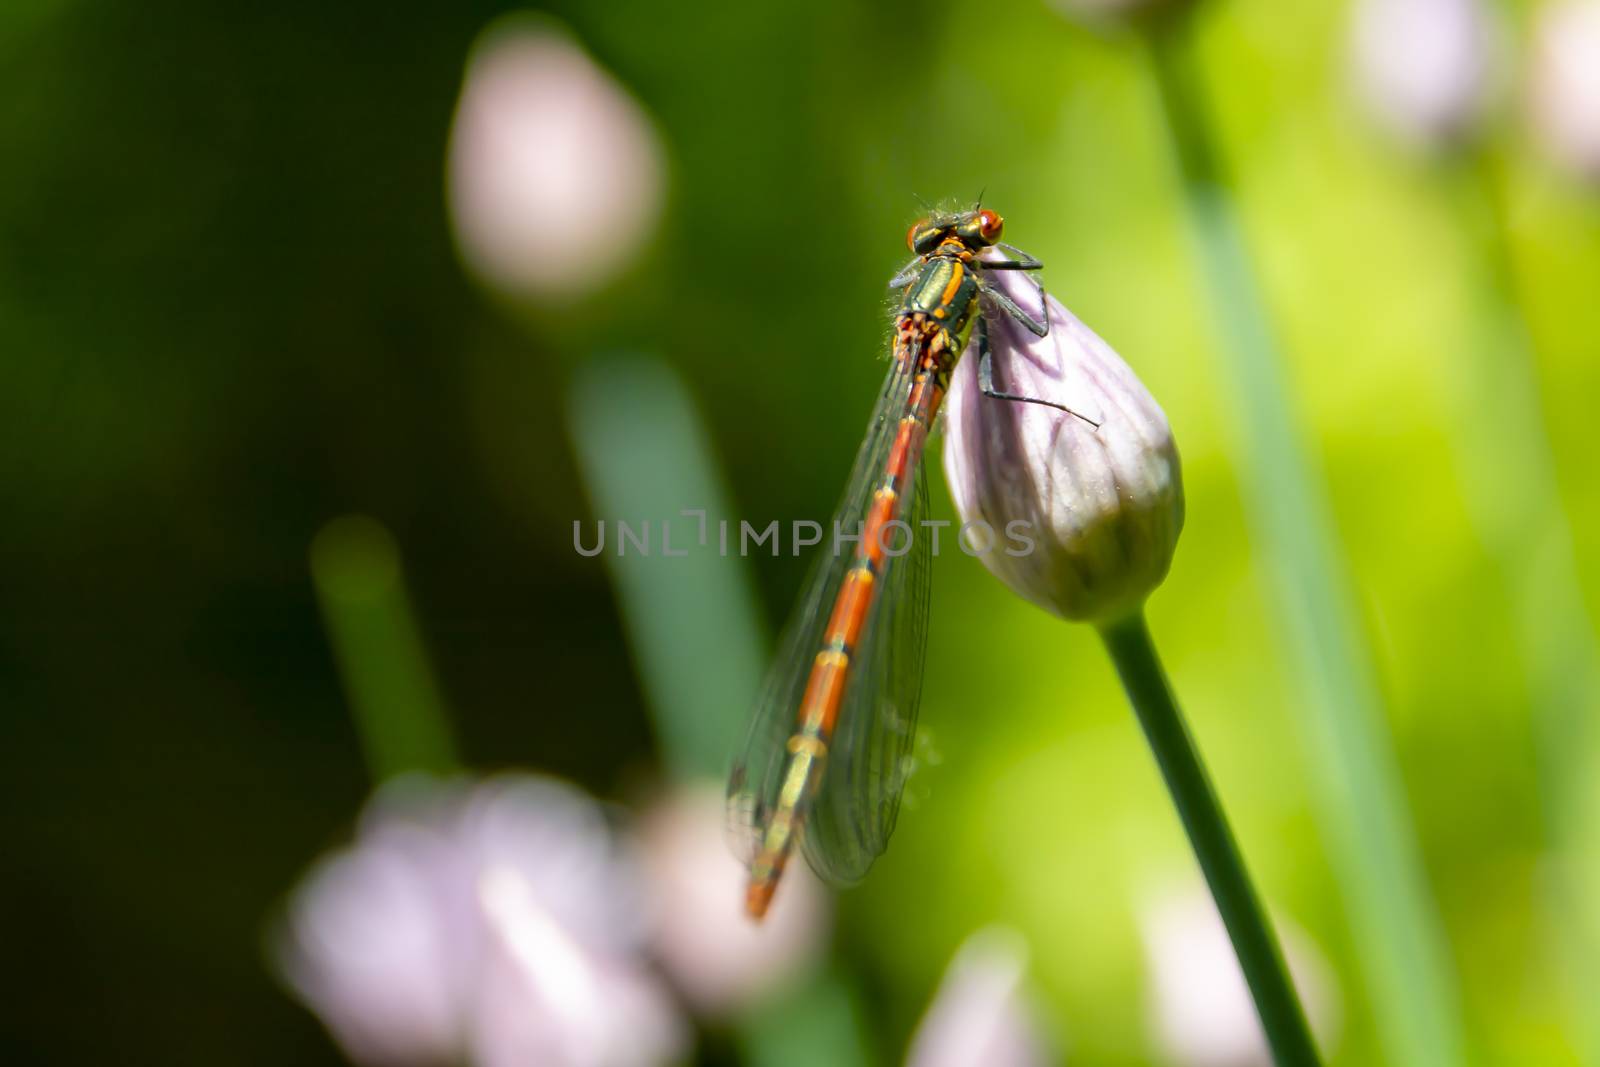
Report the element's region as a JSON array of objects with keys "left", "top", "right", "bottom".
[{"left": 728, "top": 205, "right": 1098, "bottom": 918}]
